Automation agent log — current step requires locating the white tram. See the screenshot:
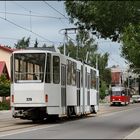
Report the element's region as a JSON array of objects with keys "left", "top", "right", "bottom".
[{"left": 10, "top": 48, "right": 99, "bottom": 121}]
